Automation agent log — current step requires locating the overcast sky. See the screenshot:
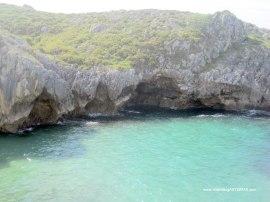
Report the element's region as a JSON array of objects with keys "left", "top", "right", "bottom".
[{"left": 1, "top": 0, "right": 269, "bottom": 28}]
